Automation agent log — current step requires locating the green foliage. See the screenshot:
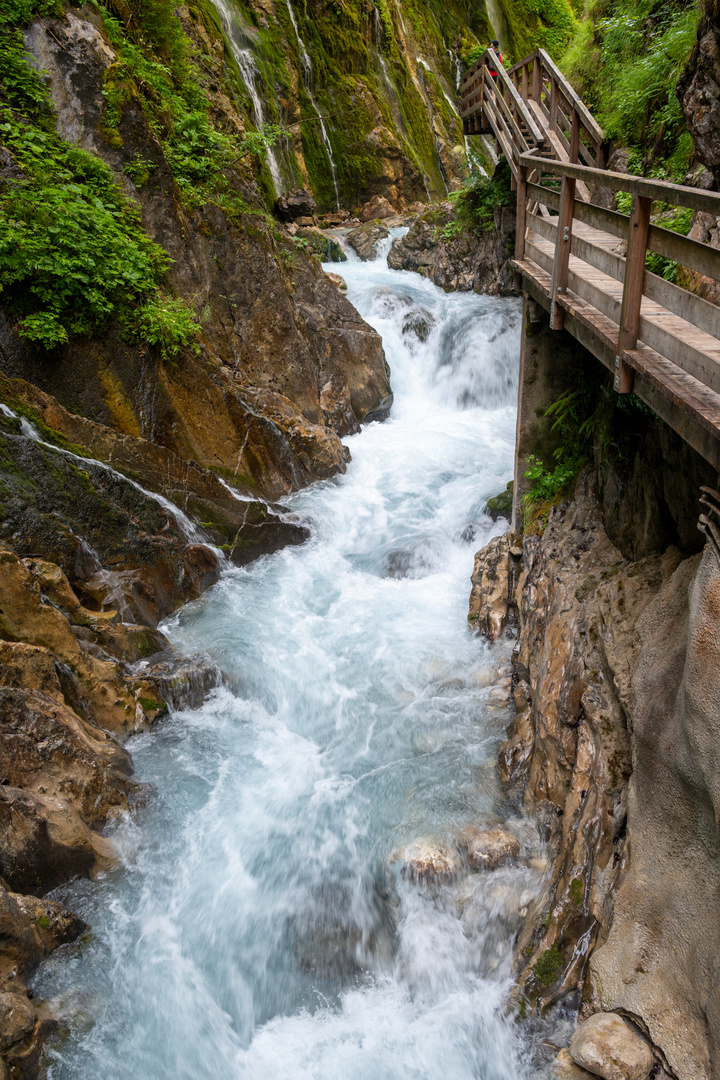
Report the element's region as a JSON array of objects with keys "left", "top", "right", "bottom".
[
  {"left": 0, "top": 1, "right": 198, "bottom": 354},
  {"left": 122, "top": 295, "right": 200, "bottom": 361},
  {"left": 532, "top": 944, "right": 564, "bottom": 988},
  {"left": 497, "top": 0, "right": 577, "bottom": 62},
  {"left": 450, "top": 159, "right": 514, "bottom": 232},
  {"left": 563, "top": 0, "right": 701, "bottom": 176}
]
